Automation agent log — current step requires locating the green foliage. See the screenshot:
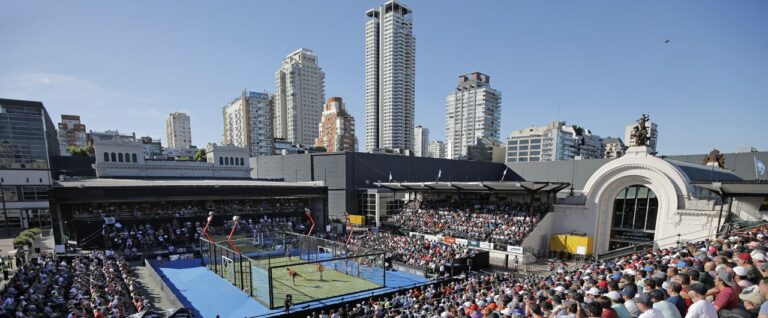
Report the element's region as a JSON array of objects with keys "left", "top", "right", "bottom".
[
  {"left": 13, "top": 228, "right": 42, "bottom": 247},
  {"left": 66, "top": 145, "right": 94, "bottom": 157},
  {"left": 178, "top": 156, "right": 192, "bottom": 161},
  {"left": 193, "top": 148, "right": 207, "bottom": 162}
]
